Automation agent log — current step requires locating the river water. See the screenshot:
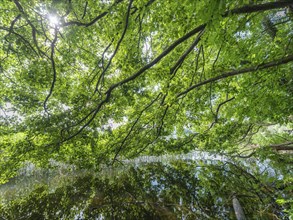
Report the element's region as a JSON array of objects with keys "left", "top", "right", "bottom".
[{"left": 0, "top": 151, "right": 291, "bottom": 219}]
